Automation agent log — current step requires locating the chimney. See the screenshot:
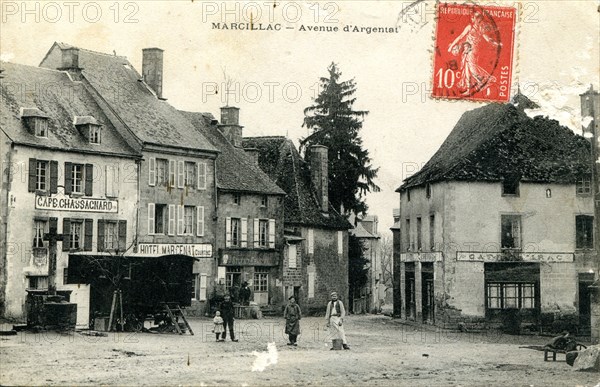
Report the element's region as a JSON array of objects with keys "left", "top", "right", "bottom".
[
  {"left": 218, "top": 106, "right": 243, "bottom": 147},
  {"left": 142, "top": 48, "right": 164, "bottom": 99},
  {"left": 309, "top": 145, "right": 329, "bottom": 213},
  {"left": 244, "top": 147, "right": 260, "bottom": 164},
  {"left": 59, "top": 47, "right": 82, "bottom": 80}
]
